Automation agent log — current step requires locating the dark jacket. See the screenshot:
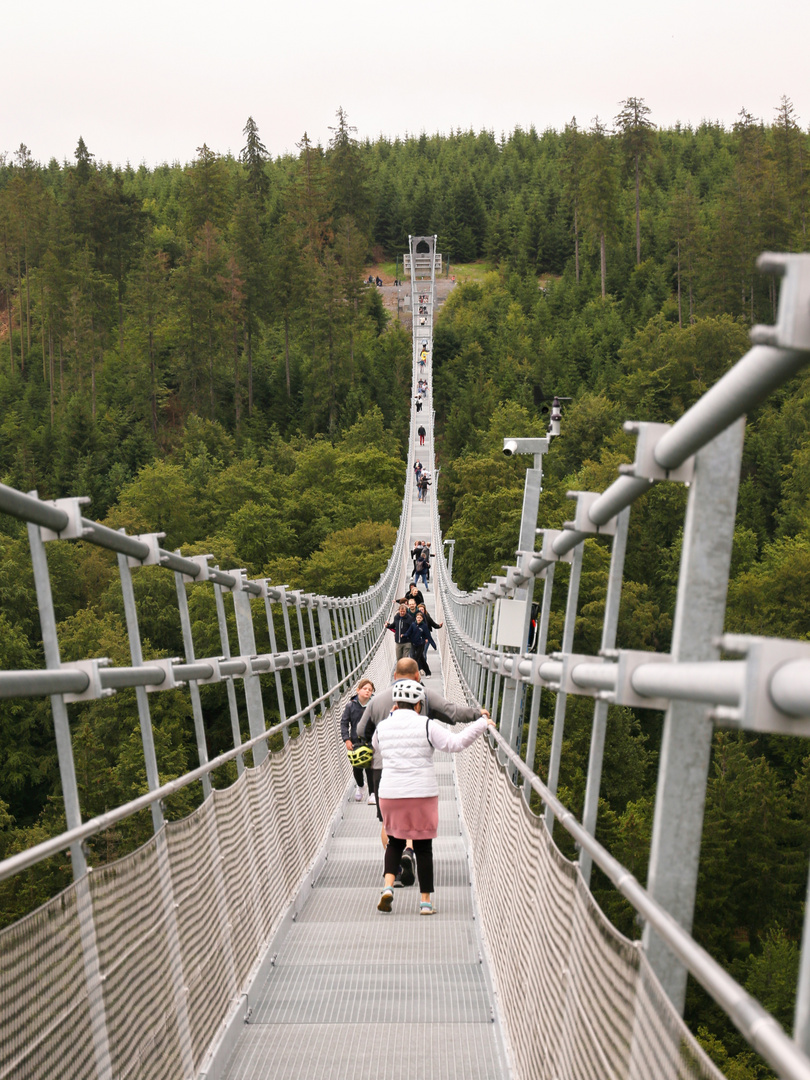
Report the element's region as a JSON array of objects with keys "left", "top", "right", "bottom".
[
  {"left": 386, "top": 611, "right": 414, "bottom": 643},
  {"left": 396, "top": 589, "right": 424, "bottom": 607},
  {"left": 406, "top": 621, "right": 429, "bottom": 651},
  {"left": 357, "top": 685, "right": 482, "bottom": 744},
  {"left": 340, "top": 695, "right": 368, "bottom": 745}
]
